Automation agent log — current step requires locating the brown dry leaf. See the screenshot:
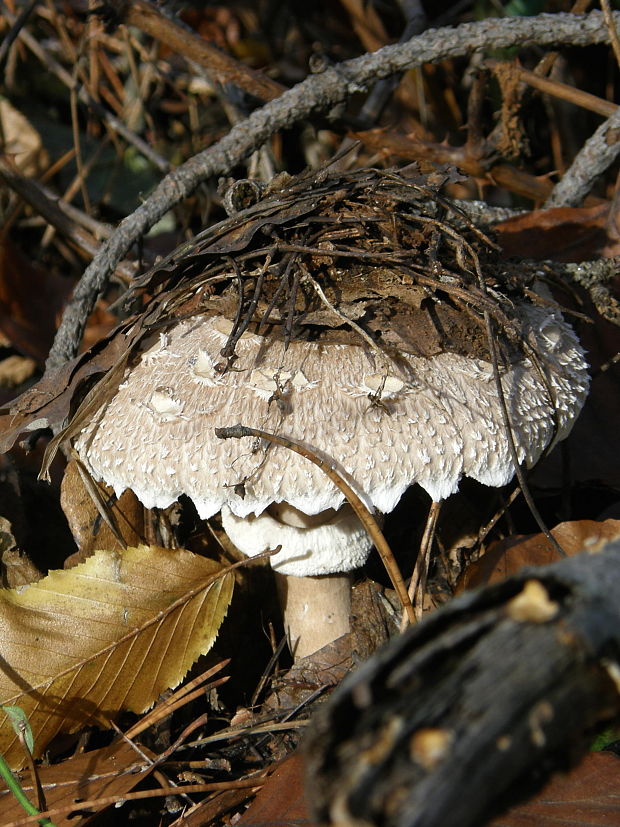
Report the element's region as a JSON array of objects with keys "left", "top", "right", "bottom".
[
  {"left": 460, "top": 518, "right": 620, "bottom": 591},
  {"left": 236, "top": 754, "right": 315, "bottom": 826},
  {"left": 0, "top": 241, "right": 70, "bottom": 364},
  {"left": 489, "top": 751, "right": 620, "bottom": 827},
  {"left": 0, "top": 545, "right": 234, "bottom": 768},
  {"left": 495, "top": 204, "right": 620, "bottom": 261},
  {"left": 0, "top": 739, "right": 157, "bottom": 826},
  {"left": 60, "top": 458, "right": 146, "bottom": 557},
  {"left": 81, "top": 303, "right": 120, "bottom": 353},
  {"left": 0, "top": 515, "right": 42, "bottom": 588}
]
